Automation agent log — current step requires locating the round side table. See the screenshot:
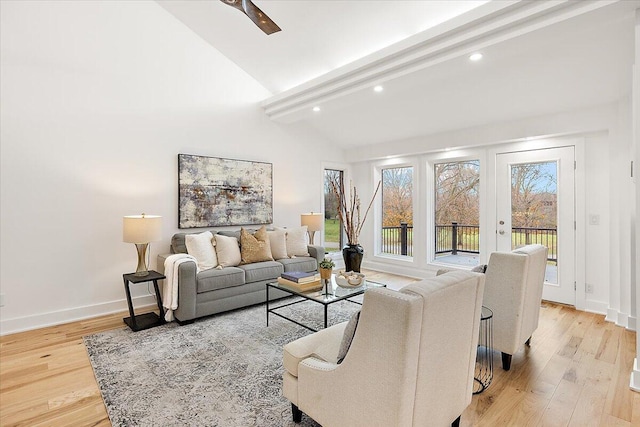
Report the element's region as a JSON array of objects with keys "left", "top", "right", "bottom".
[{"left": 474, "top": 306, "right": 494, "bottom": 394}]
